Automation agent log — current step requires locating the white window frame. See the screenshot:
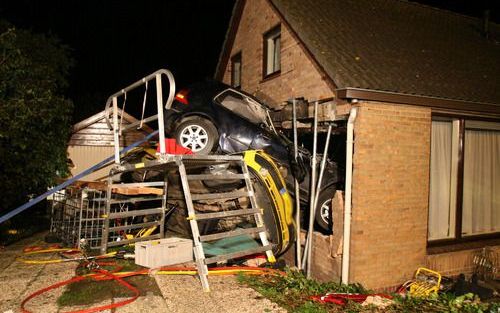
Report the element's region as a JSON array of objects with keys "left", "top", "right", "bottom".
[{"left": 263, "top": 25, "right": 281, "bottom": 77}]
